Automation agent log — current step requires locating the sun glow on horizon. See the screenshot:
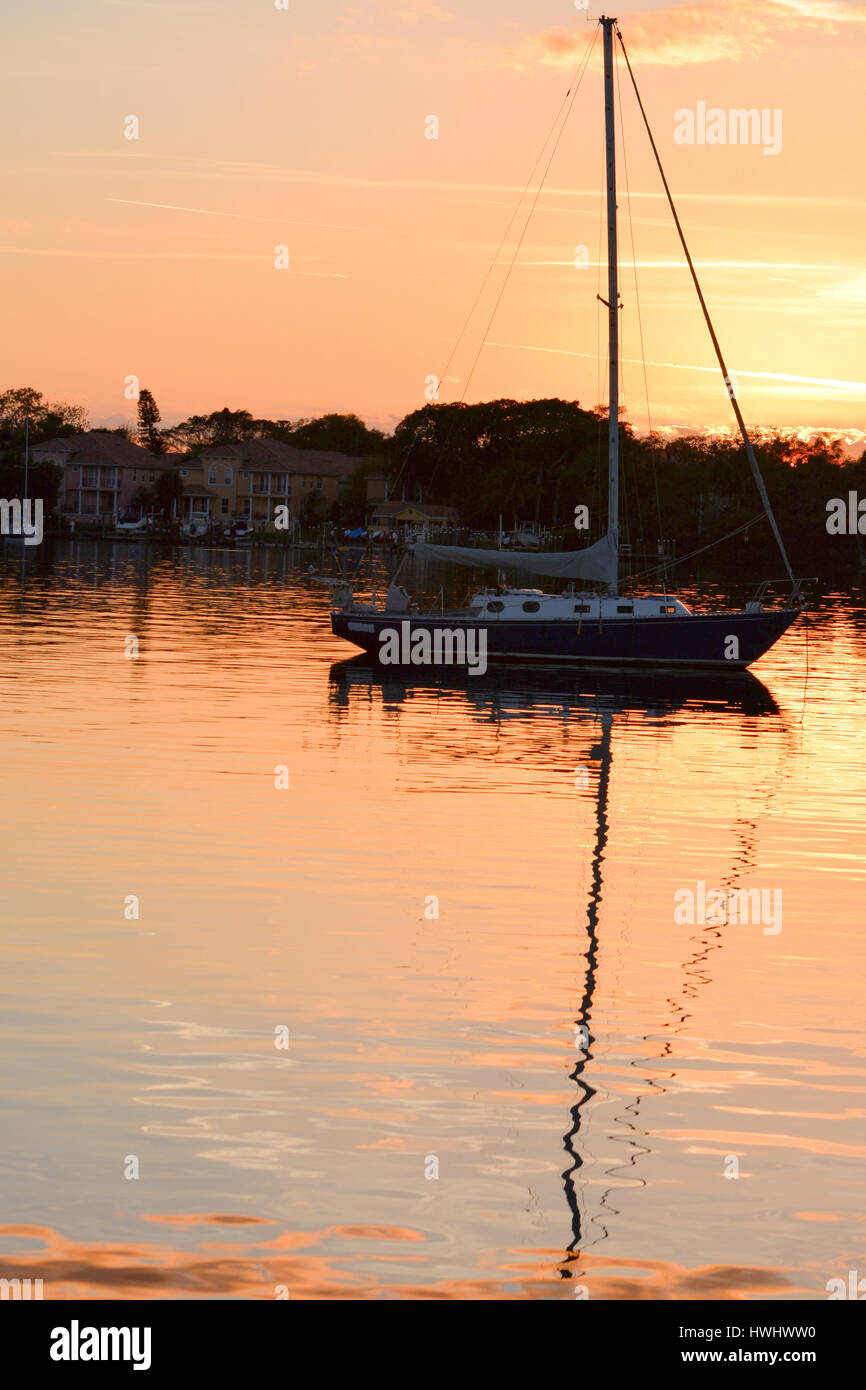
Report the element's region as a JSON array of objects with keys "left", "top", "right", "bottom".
[{"left": 0, "top": 0, "right": 862, "bottom": 438}]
